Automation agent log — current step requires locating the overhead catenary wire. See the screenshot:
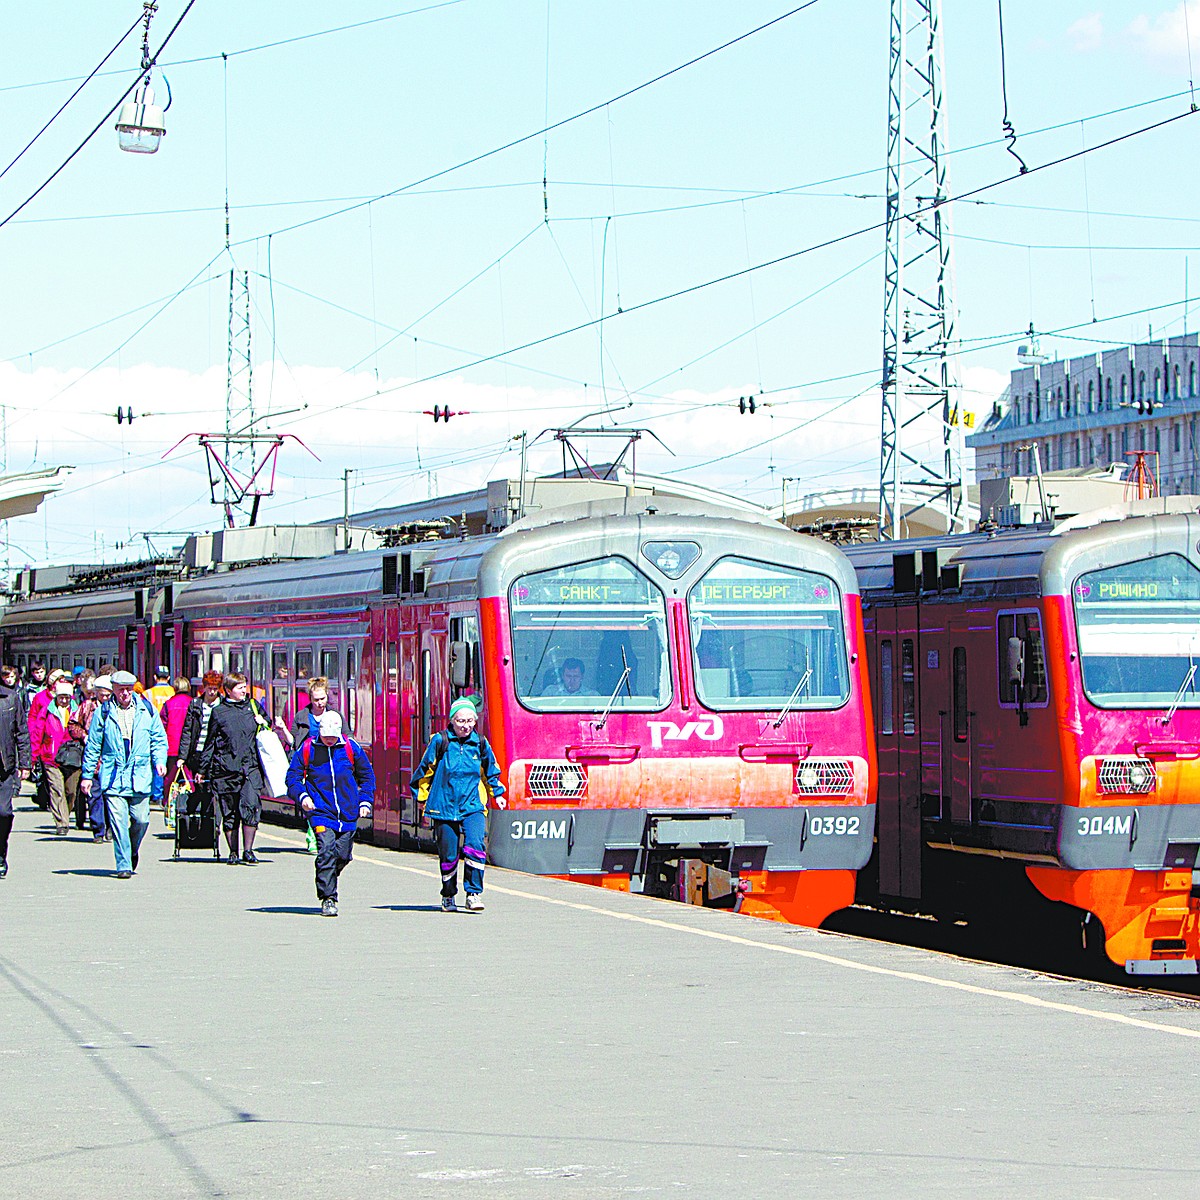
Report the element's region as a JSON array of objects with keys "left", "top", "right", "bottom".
[
  {"left": 0, "top": 8, "right": 143, "bottom": 185},
  {"left": 0, "top": 0, "right": 200, "bottom": 232},
  {"left": 264, "top": 102, "right": 1200, "bottom": 435}
]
